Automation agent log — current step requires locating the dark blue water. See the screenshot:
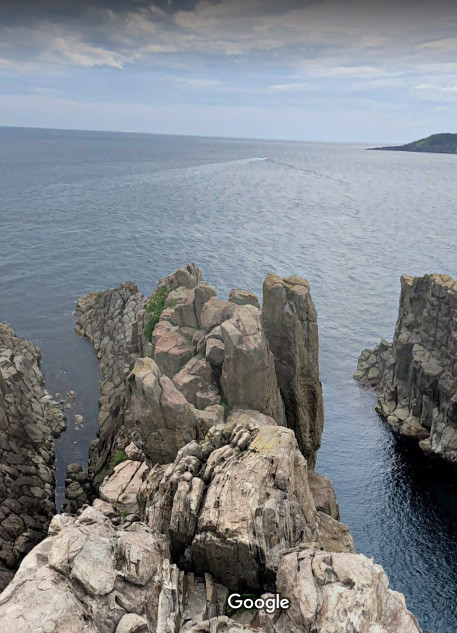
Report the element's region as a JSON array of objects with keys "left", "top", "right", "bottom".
[{"left": 0, "top": 126, "right": 456, "bottom": 632}]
